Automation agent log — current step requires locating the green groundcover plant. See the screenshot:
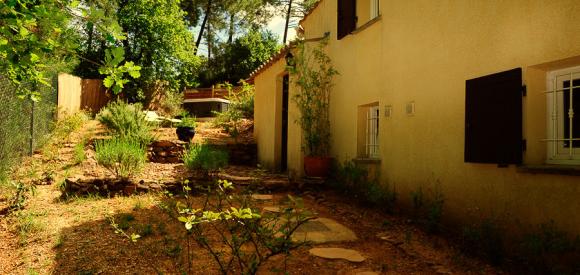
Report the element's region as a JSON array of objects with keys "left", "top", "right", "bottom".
[
  {"left": 95, "top": 137, "right": 147, "bottom": 179},
  {"left": 97, "top": 100, "right": 154, "bottom": 145}
]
